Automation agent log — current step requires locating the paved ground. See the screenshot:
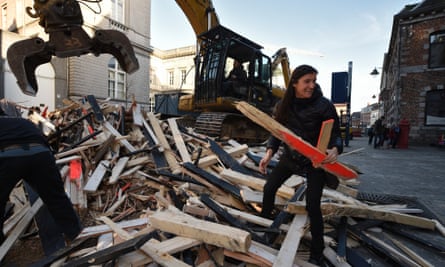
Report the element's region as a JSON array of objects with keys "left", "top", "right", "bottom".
[{"left": 339, "top": 136, "right": 445, "bottom": 224}]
